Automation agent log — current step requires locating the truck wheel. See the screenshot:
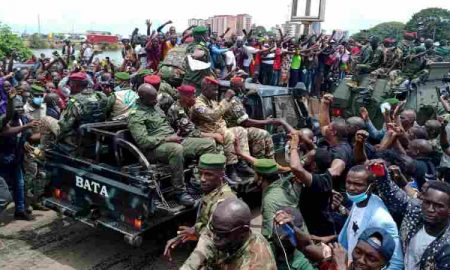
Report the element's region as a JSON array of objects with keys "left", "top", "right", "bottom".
[{"left": 124, "top": 235, "right": 143, "bottom": 247}]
